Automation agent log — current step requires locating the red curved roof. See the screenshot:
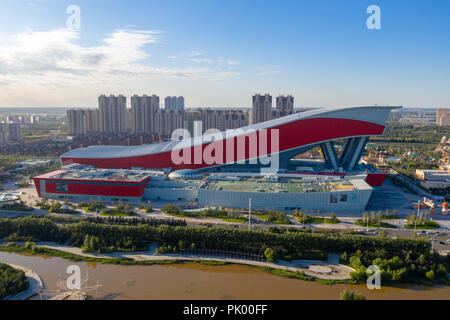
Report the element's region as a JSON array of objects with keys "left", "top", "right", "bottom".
[{"left": 61, "top": 105, "right": 400, "bottom": 170}]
